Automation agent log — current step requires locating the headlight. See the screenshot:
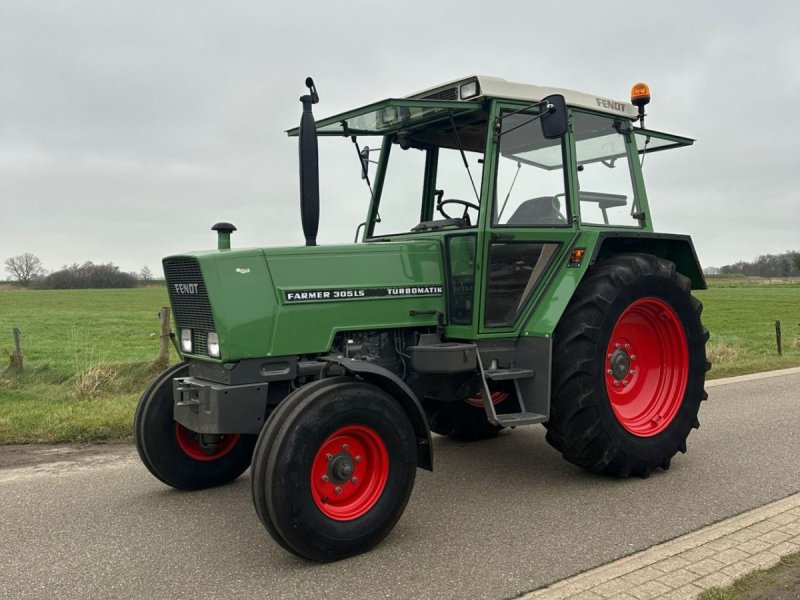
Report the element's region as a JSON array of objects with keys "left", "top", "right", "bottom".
[
  {"left": 459, "top": 81, "right": 480, "bottom": 100},
  {"left": 181, "top": 329, "right": 192, "bottom": 353},
  {"left": 207, "top": 332, "right": 220, "bottom": 358}
]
